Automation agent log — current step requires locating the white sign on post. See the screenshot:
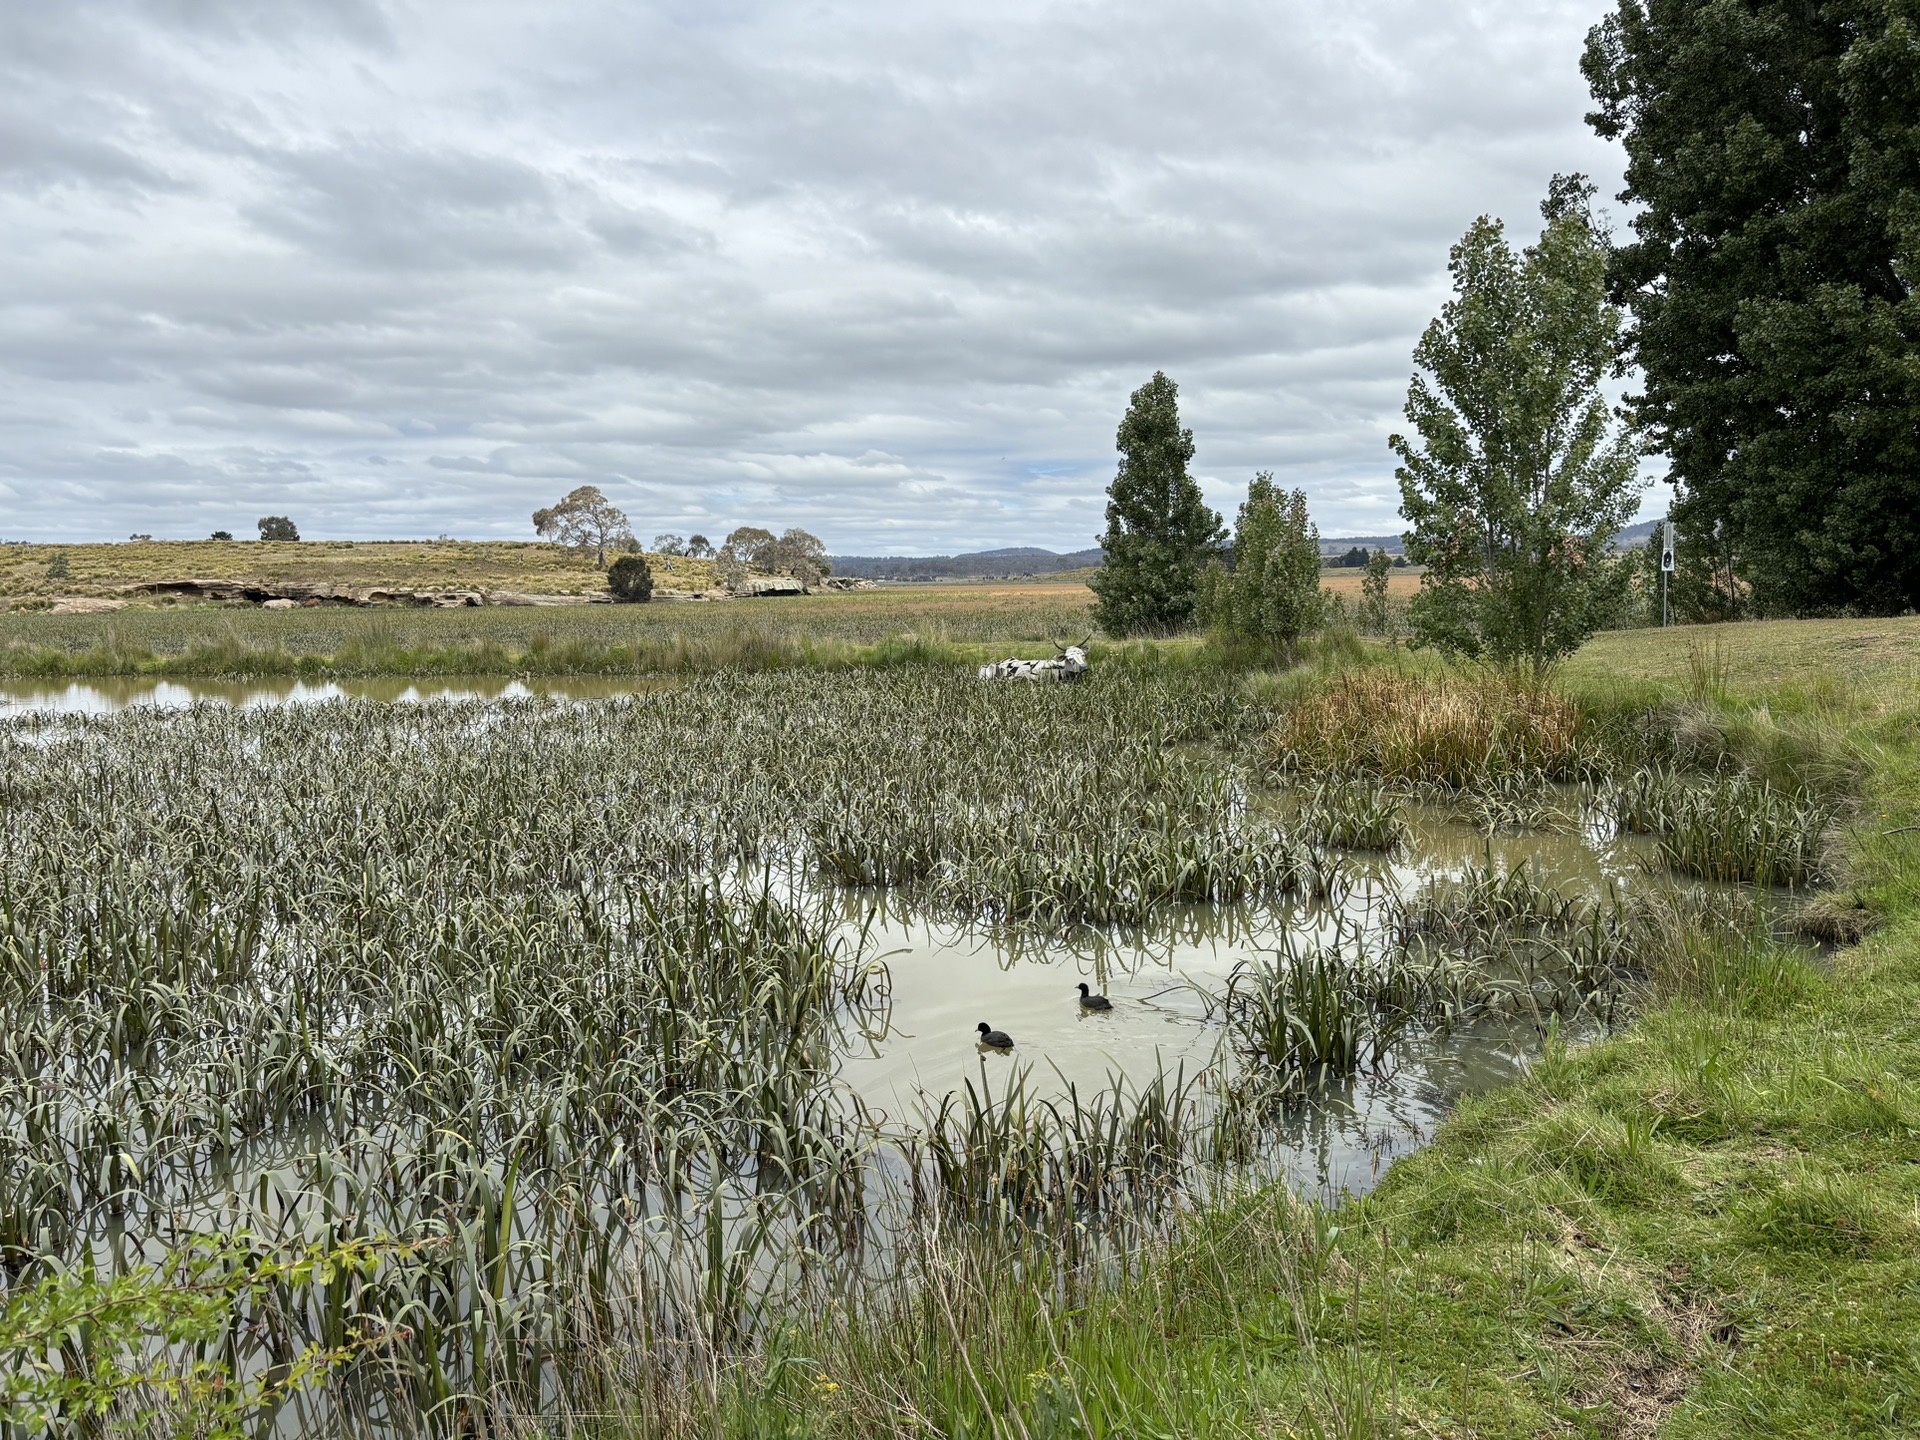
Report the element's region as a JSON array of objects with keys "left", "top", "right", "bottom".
[{"left": 1660, "top": 520, "right": 1676, "bottom": 573}]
